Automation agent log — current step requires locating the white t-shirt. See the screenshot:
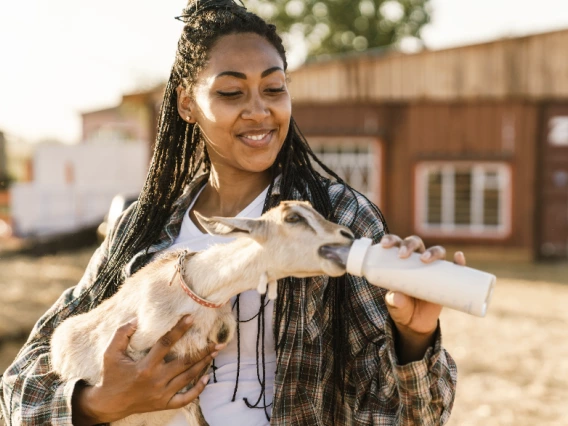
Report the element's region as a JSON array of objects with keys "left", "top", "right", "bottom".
[{"left": 167, "top": 185, "right": 275, "bottom": 426}]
